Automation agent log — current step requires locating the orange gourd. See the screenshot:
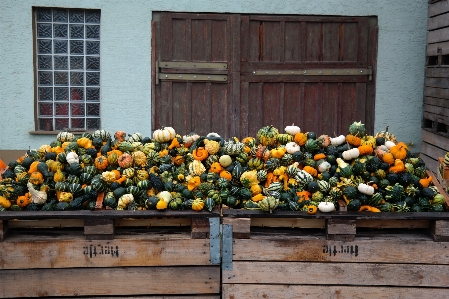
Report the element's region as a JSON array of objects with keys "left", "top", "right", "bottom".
[
  {"left": 389, "top": 159, "right": 405, "bottom": 173},
  {"left": 307, "top": 205, "right": 317, "bottom": 215},
  {"left": 29, "top": 171, "right": 44, "bottom": 185},
  {"left": 94, "top": 155, "right": 109, "bottom": 170},
  {"left": 209, "top": 162, "right": 223, "bottom": 174},
  {"left": 313, "top": 153, "right": 326, "bottom": 161},
  {"left": 219, "top": 170, "right": 232, "bottom": 181},
  {"left": 382, "top": 152, "right": 395, "bottom": 165},
  {"left": 419, "top": 176, "right": 432, "bottom": 188},
  {"left": 270, "top": 147, "right": 286, "bottom": 159},
  {"left": 346, "top": 134, "right": 362, "bottom": 146},
  {"left": 390, "top": 142, "right": 408, "bottom": 160},
  {"left": 294, "top": 132, "right": 308, "bottom": 146},
  {"left": 296, "top": 190, "right": 311, "bottom": 201},
  {"left": 192, "top": 147, "right": 209, "bottom": 161},
  {"left": 303, "top": 165, "right": 318, "bottom": 177},
  {"left": 17, "top": 193, "right": 31, "bottom": 208},
  {"left": 357, "top": 144, "right": 373, "bottom": 156}
]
